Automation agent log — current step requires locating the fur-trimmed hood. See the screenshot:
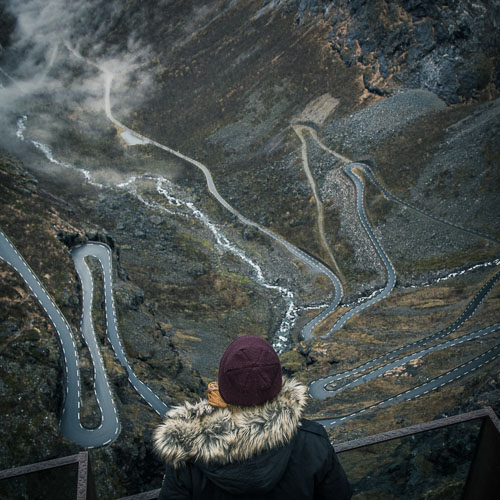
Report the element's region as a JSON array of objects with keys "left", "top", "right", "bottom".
[{"left": 153, "top": 377, "right": 307, "bottom": 469}]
